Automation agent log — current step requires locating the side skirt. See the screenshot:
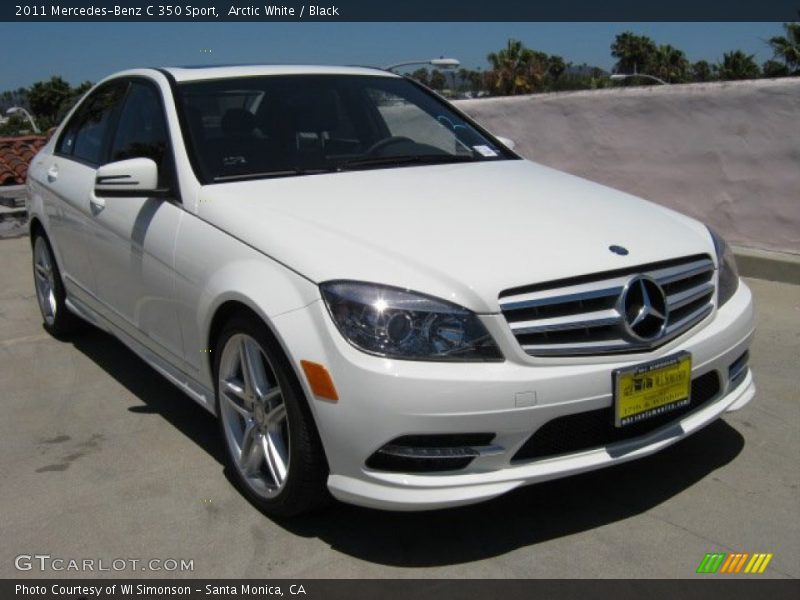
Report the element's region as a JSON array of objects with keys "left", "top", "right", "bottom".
[{"left": 65, "top": 296, "right": 217, "bottom": 416}]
